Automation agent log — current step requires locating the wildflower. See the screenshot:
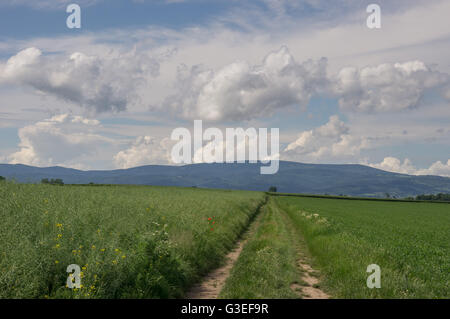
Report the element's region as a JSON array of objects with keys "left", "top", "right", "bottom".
[
  {"left": 208, "top": 217, "right": 212, "bottom": 221},
  {"left": 112, "top": 260, "right": 117, "bottom": 265},
  {"left": 82, "top": 266, "right": 86, "bottom": 270},
  {"left": 121, "top": 255, "right": 126, "bottom": 259},
  {"left": 91, "top": 245, "right": 96, "bottom": 249},
  {"left": 55, "top": 260, "right": 59, "bottom": 264},
  {"left": 114, "top": 248, "right": 120, "bottom": 253},
  {"left": 56, "top": 223, "right": 63, "bottom": 228},
  {"left": 100, "top": 248, "right": 105, "bottom": 252},
  {"left": 55, "top": 244, "right": 60, "bottom": 249},
  {"left": 57, "top": 234, "right": 62, "bottom": 239}
]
